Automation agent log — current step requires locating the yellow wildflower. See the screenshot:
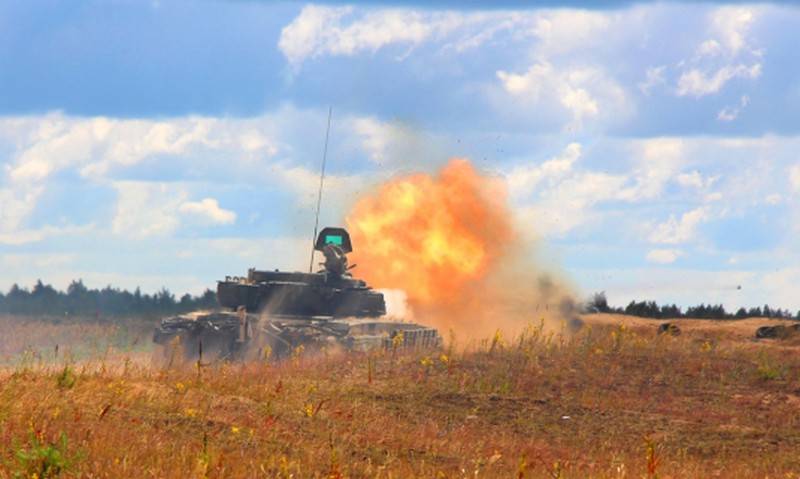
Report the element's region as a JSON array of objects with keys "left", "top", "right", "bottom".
[{"left": 392, "top": 331, "right": 404, "bottom": 349}]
